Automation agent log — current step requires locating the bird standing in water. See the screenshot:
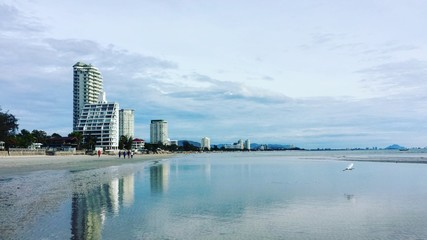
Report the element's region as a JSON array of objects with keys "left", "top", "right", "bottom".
[{"left": 343, "top": 163, "right": 354, "bottom": 171}]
